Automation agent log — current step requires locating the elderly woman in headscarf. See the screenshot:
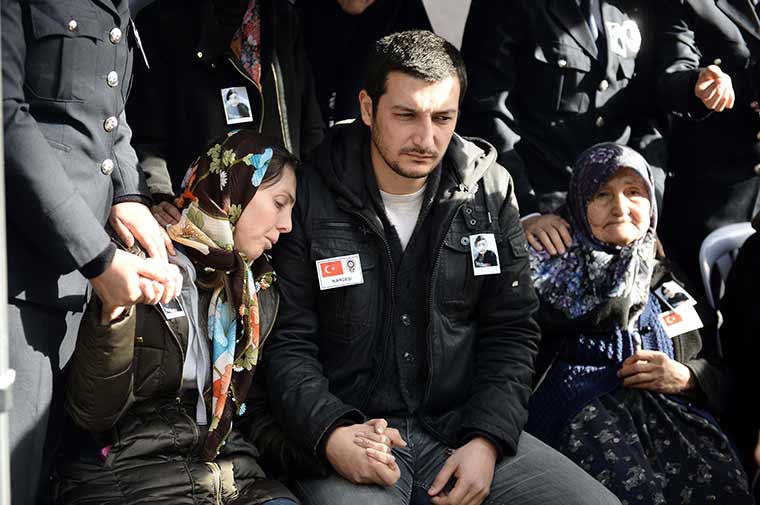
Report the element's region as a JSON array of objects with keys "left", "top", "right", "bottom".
[
  {"left": 51, "top": 131, "right": 301, "bottom": 504},
  {"left": 526, "top": 143, "right": 751, "bottom": 505}
]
